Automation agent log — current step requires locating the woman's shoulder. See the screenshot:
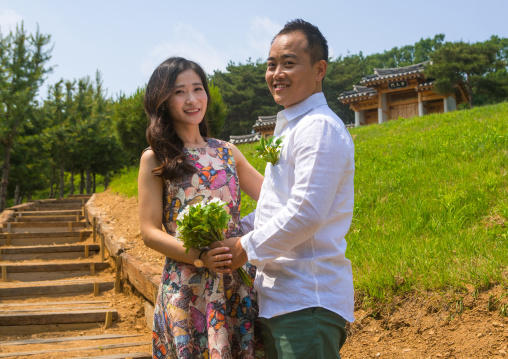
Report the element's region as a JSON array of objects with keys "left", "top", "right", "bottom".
[{"left": 206, "top": 137, "right": 229, "bottom": 148}]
